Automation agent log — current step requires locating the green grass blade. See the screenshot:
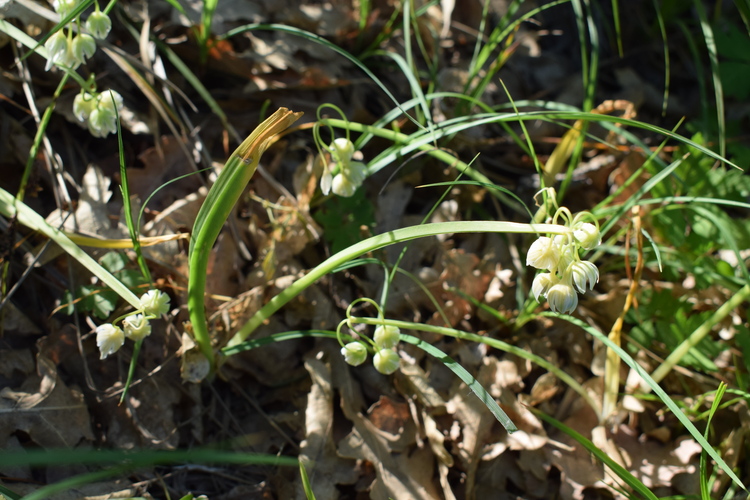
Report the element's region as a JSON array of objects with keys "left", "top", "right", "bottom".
[
  {"left": 227, "top": 220, "right": 570, "bottom": 346},
  {"left": 400, "top": 333, "right": 517, "bottom": 432},
  {"left": 198, "top": 0, "right": 220, "bottom": 63},
  {"left": 0, "top": 187, "right": 141, "bottom": 309},
  {"left": 299, "top": 460, "right": 317, "bottom": 500},
  {"left": 701, "top": 383, "right": 727, "bottom": 500},
  {"left": 734, "top": 0, "right": 750, "bottom": 32},
  {"left": 188, "top": 109, "right": 302, "bottom": 368},
  {"left": 220, "top": 23, "right": 425, "bottom": 131},
  {"left": 693, "top": 0, "right": 726, "bottom": 159},
  {"left": 0, "top": 447, "right": 298, "bottom": 467},
  {"left": 611, "top": 0, "right": 623, "bottom": 57},
  {"left": 546, "top": 313, "right": 746, "bottom": 491},
  {"left": 530, "top": 408, "right": 659, "bottom": 500},
  {"left": 0, "top": 484, "right": 22, "bottom": 500},
  {"left": 652, "top": 0, "right": 671, "bottom": 116}
]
